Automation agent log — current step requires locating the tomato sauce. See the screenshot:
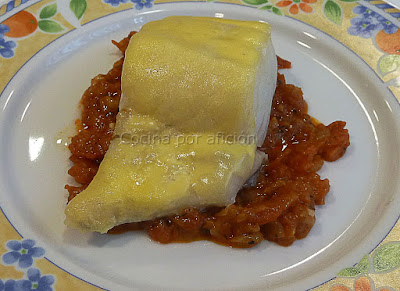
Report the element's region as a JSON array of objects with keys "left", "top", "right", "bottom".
[{"left": 66, "top": 32, "right": 350, "bottom": 248}]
